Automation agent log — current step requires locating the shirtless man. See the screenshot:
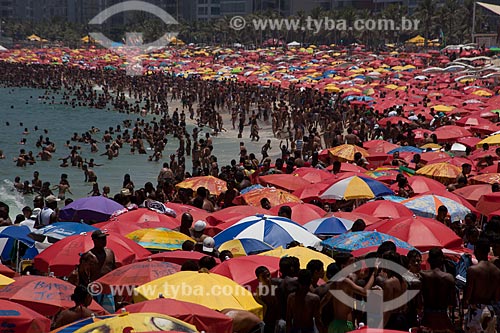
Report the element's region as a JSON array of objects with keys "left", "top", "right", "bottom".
[
  {"left": 52, "top": 285, "right": 94, "bottom": 329},
  {"left": 464, "top": 238, "right": 500, "bottom": 333},
  {"left": 420, "top": 248, "right": 456, "bottom": 332},
  {"left": 287, "top": 269, "right": 324, "bottom": 333},
  {"left": 321, "top": 258, "right": 379, "bottom": 333},
  {"left": 87, "top": 230, "right": 116, "bottom": 281}
]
